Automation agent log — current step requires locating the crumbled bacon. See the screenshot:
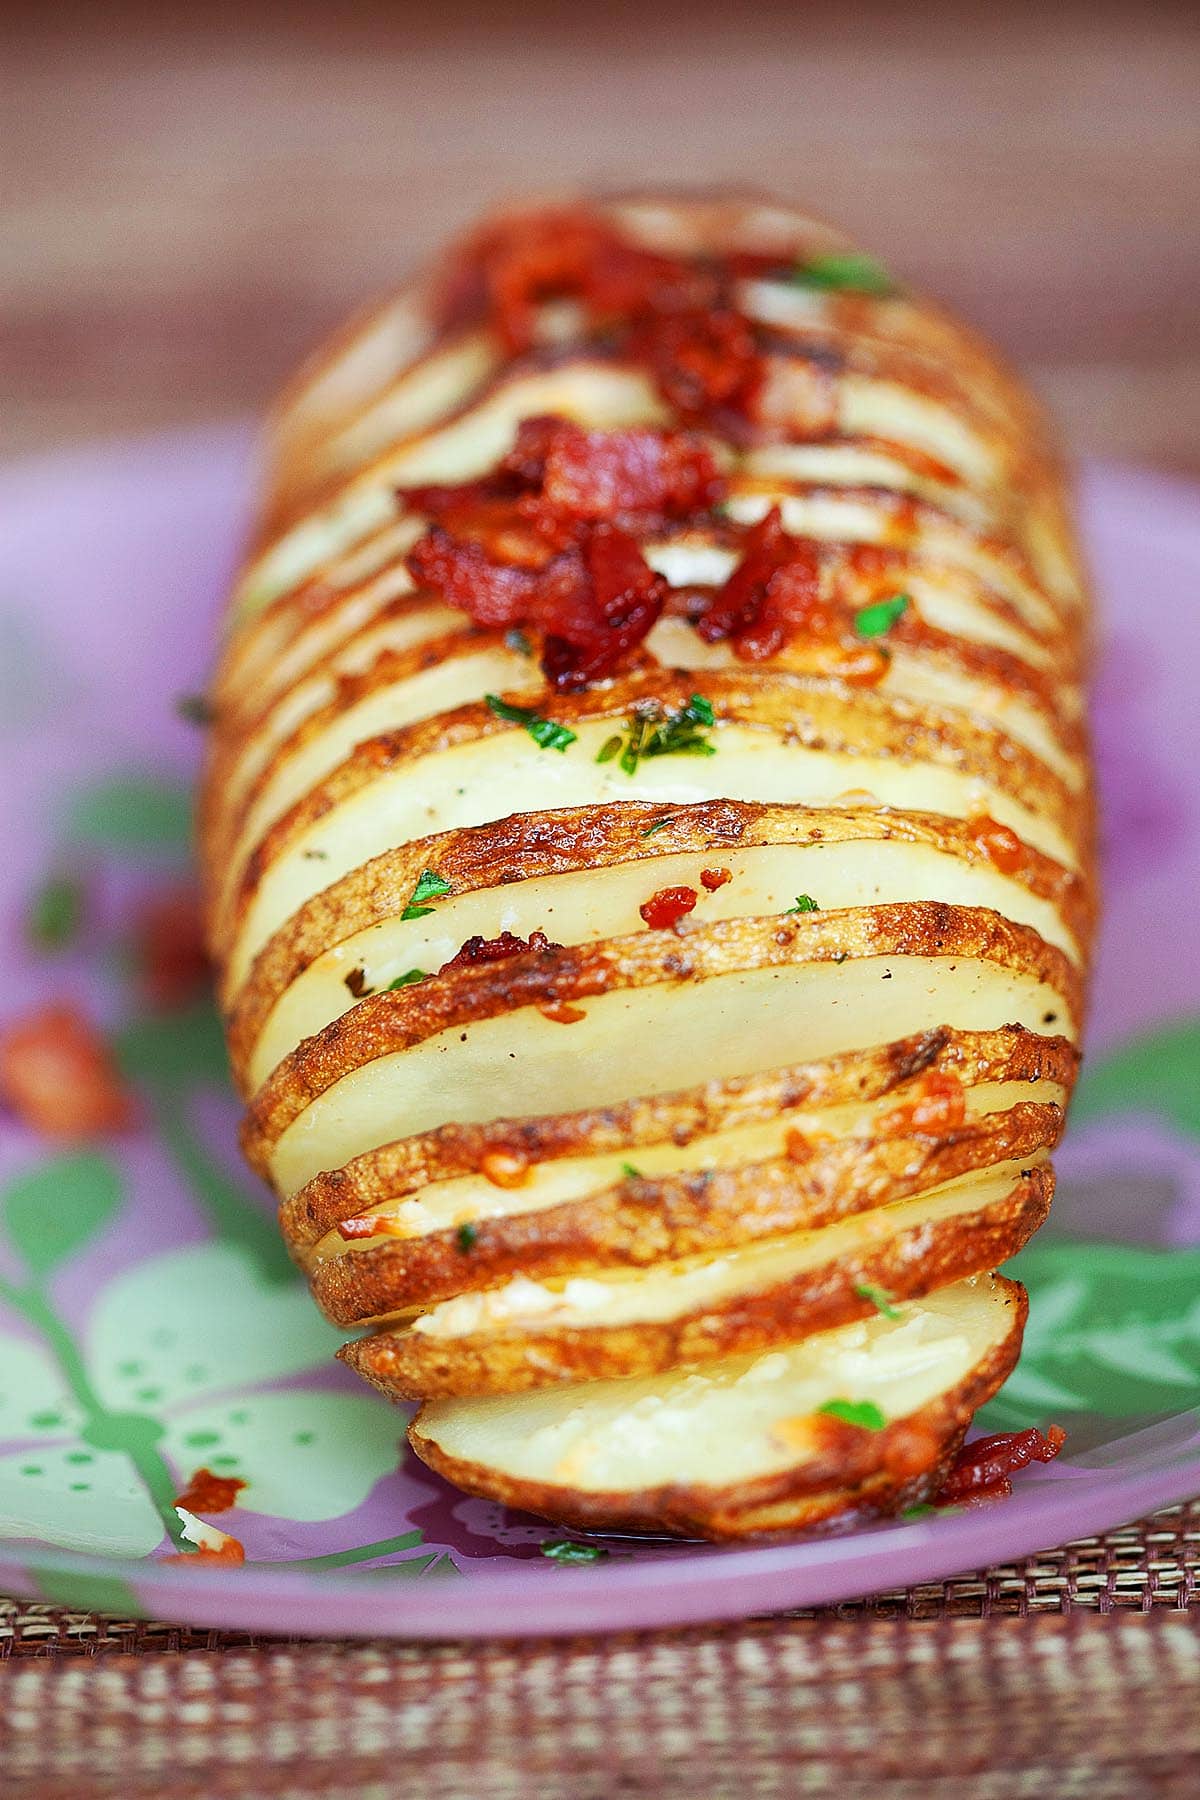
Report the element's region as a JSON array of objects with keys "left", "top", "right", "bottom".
[
  {"left": 539, "top": 1002, "right": 587, "bottom": 1024},
  {"left": 697, "top": 506, "right": 826, "bottom": 660},
  {"left": 436, "top": 208, "right": 705, "bottom": 353},
  {"left": 514, "top": 417, "right": 726, "bottom": 528},
  {"left": 174, "top": 1468, "right": 246, "bottom": 1514},
  {"left": 639, "top": 885, "right": 699, "bottom": 929},
  {"left": 336, "top": 1215, "right": 384, "bottom": 1241},
  {"left": 135, "top": 884, "right": 211, "bottom": 1011},
  {"left": 0, "top": 1005, "right": 135, "bottom": 1140},
  {"left": 633, "top": 306, "right": 765, "bottom": 435},
  {"left": 438, "top": 929, "right": 558, "bottom": 973},
  {"left": 540, "top": 524, "right": 668, "bottom": 690},
  {"left": 164, "top": 1537, "right": 246, "bottom": 1566},
  {"left": 877, "top": 1070, "right": 967, "bottom": 1139},
  {"left": 700, "top": 867, "right": 732, "bottom": 891},
  {"left": 969, "top": 814, "right": 1027, "bottom": 876},
  {"left": 938, "top": 1424, "right": 1066, "bottom": 1506},
  {"left": 407, "top": 526, "right": 548, "bottom": 628}
]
